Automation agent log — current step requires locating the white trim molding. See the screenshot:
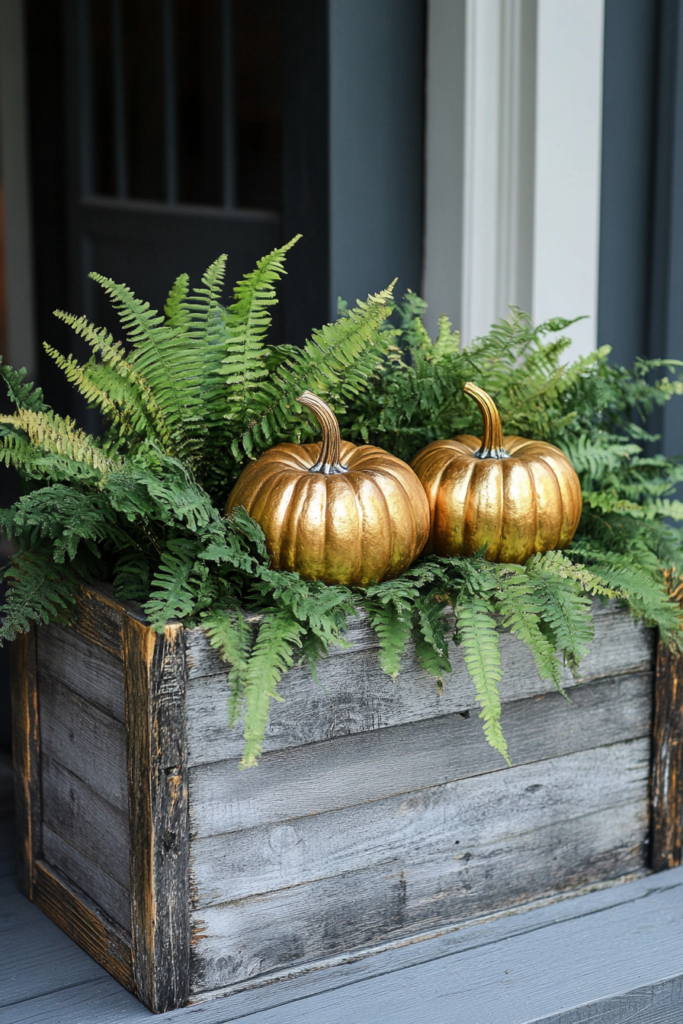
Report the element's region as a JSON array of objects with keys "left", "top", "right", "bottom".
[
  {"left": 533, "top": 0, "right": 605, "bottom": 358},
  {"left": 423, "top": 0, "right": 605, "bottom": 358}
]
